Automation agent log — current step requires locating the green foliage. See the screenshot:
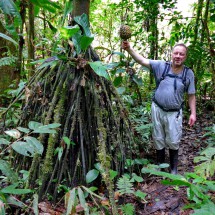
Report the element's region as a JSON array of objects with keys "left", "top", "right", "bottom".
[
  {"left": 89, "top": 61, "right": 110, "bottom": 80},
  {"left": 29, "top": 0, "right": 61, "bottom": 14},
  {"left": 0, "top": 160, "right": 18, "bottom": 183},
  {"left": 121, "top": 203, "right": 135, "bottom": 215},
  {"left": 0, "top": 121, "right": 61, "bottom": 213},
  {"left": 116, "top": 175, "right": 134, "bottom": 195},
  {"left": 202, "top": 124, "right": 215, "bottom": 146},
  {"left": 141, "top": 167, "right": 215, "bottom": 211},
  {"left": 192, "top": 201, "right": 215, "bottom": 215},
  {"left": 86, "top": 169, "right": 99, "bottom": 184},
  {"left": 0, "top": 0, "right": 21, "bottom": 24},
  {"left": 1, "top": 121, "right": 60, "bottom": 157},
  {"left": 194, "top": 147, "right": 215, "bottom": 179},
  {"left": 0, "top": 33, "right": 18, "bottom": 46},
  {"left": 65, "top": 186, "right": 103, "bottom": 215}
]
